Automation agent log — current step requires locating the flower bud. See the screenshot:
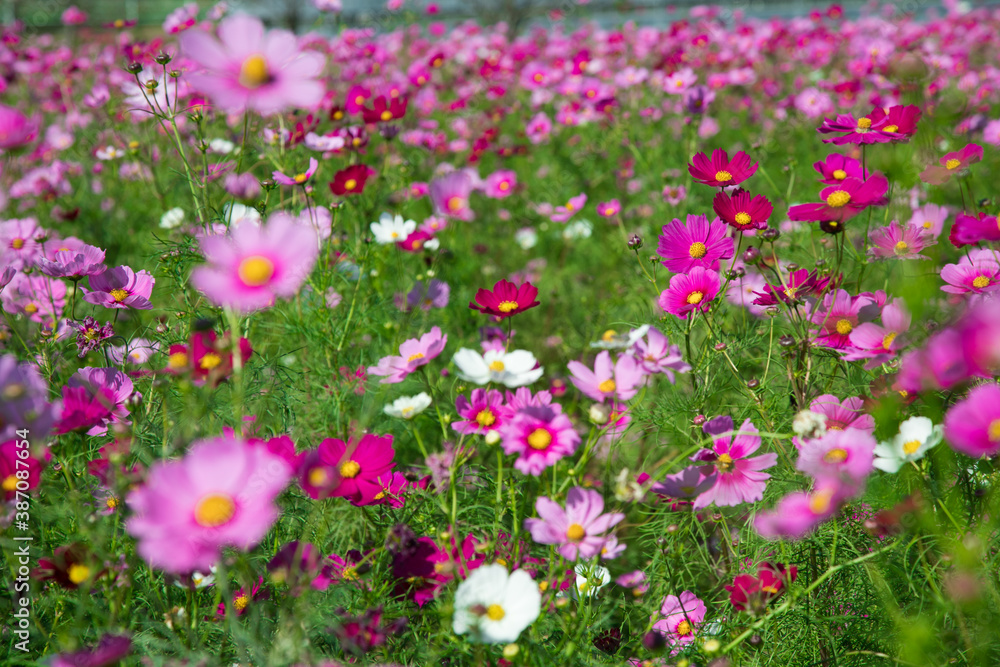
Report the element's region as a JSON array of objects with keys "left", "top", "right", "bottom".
[
  {"left": 125, "top": 62, "right": 143, "bottom": 75},
  {"left": 502, "top": 644, "right": 520, "bottom": 659},
  {"left": 154, "top": 52, "right": 172, "bottom": 65},
  {"left": 484, "top": 430, "right": 500, "bottom": 445},
  {"left": 628, "top": 234, "right": 643, "bottom": 250},
  {"left": 761, "top": 228, "right": 780, "bottom": 241},
  {"left": 588, "top": 403, "right": 612, "bottom": 425},
  {"left": 743, "top": 246, "right": 761, "bottom": 264}
]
